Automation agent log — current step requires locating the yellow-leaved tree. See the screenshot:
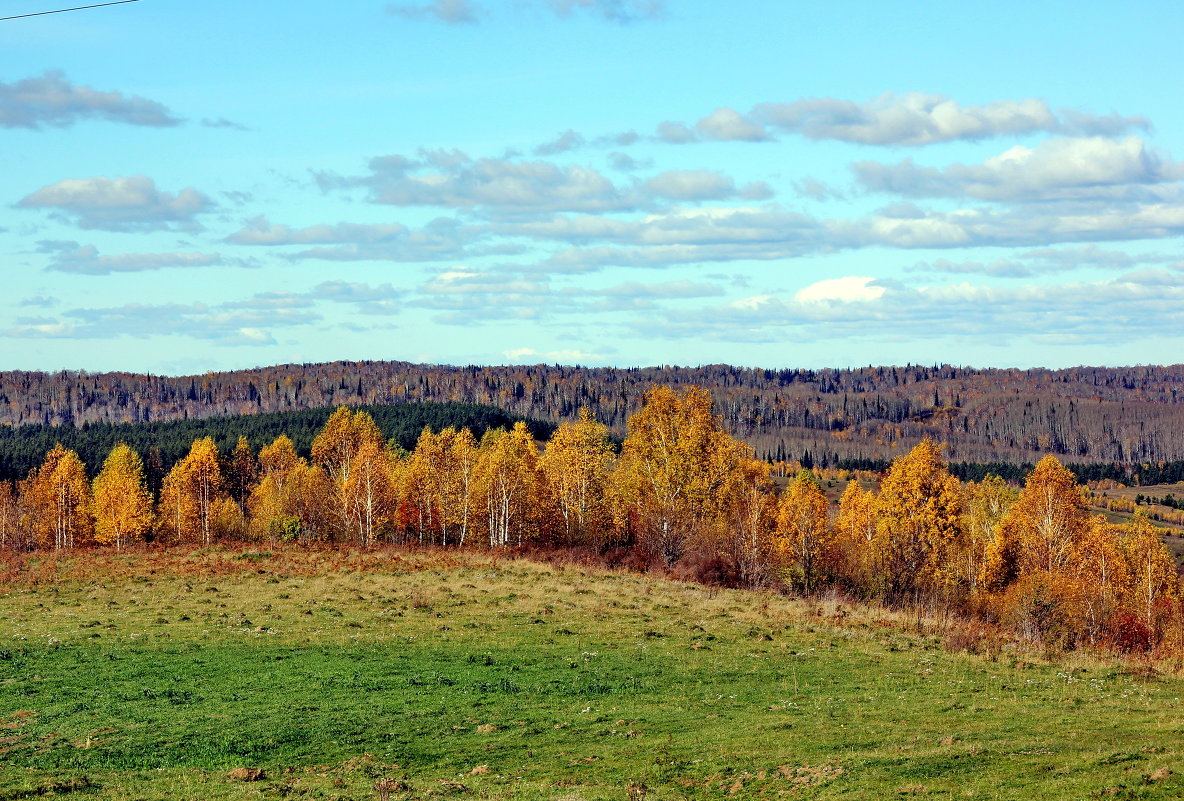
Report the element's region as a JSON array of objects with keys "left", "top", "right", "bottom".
[
  {"left": 341, "top": 439, "right": 399, "bottom": 545},
  {"left": 540, "top": 408, "right": 616, "bottom": 547},
  {"left": 871, "top": 438, "right": 962, "bottom": 602},
  {"left": 311, "top": 406, "right": 385, "bottom": 541},
  {"left": 981, "top": 455, "right": 1090, "bottom": 591},
  {"left": 1121, "top": 511, "right": 1180, "bottom": 634},
  {"left": 158, "top": 437, "right": 225, "bottom": 545},
  {"left": 831, "top": 480, "right": 877, "bottom": 593},
  {"left": 91, "top": 442, "right": 153, "bottom": 549},
  {"left": 615, "top": 386, "right": 743, "bottom": 564},
  {"left": 958, "top": 475, "right": 1018, "bottom": 598},
  {"left": 718, "top": 457, "right": 778, "bottom": 588},
  {"left": 0, "top": 481, "right": 24, "bottom": 551},
  {"left": 775, "top": 470, "right": 833, "bottom": 594},
  {"left": 22, "top": 443, "right": 92, "bottom": 550},
  {"left": 475, "top": 422, "right": 549, "bottom": 547}
]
